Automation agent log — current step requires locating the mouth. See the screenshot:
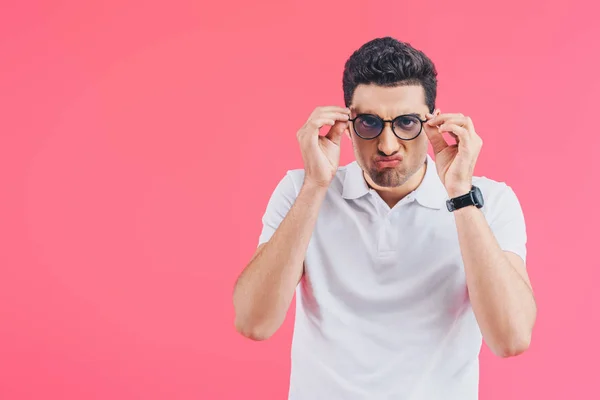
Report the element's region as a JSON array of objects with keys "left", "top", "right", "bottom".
[{"left": 374, "top": 156, "right": 402, "bottom": 169}]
